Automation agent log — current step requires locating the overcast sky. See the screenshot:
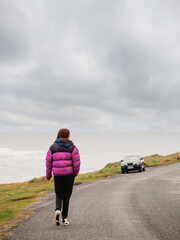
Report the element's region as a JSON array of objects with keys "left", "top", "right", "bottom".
[{"left": 0, "top": 0, "right": 180, "bottom": 132}]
